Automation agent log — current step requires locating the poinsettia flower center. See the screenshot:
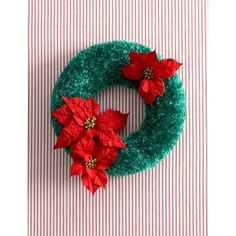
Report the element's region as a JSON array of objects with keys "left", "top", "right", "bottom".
[
  {"left": 143, "top": 66, "right": 154, "bottom": 79},
  {"left": 85, "top": 157, "right": 97, "bottom": 168},
  {"left": 84, "top": 116, "right": 96, "bottom": 129}
]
